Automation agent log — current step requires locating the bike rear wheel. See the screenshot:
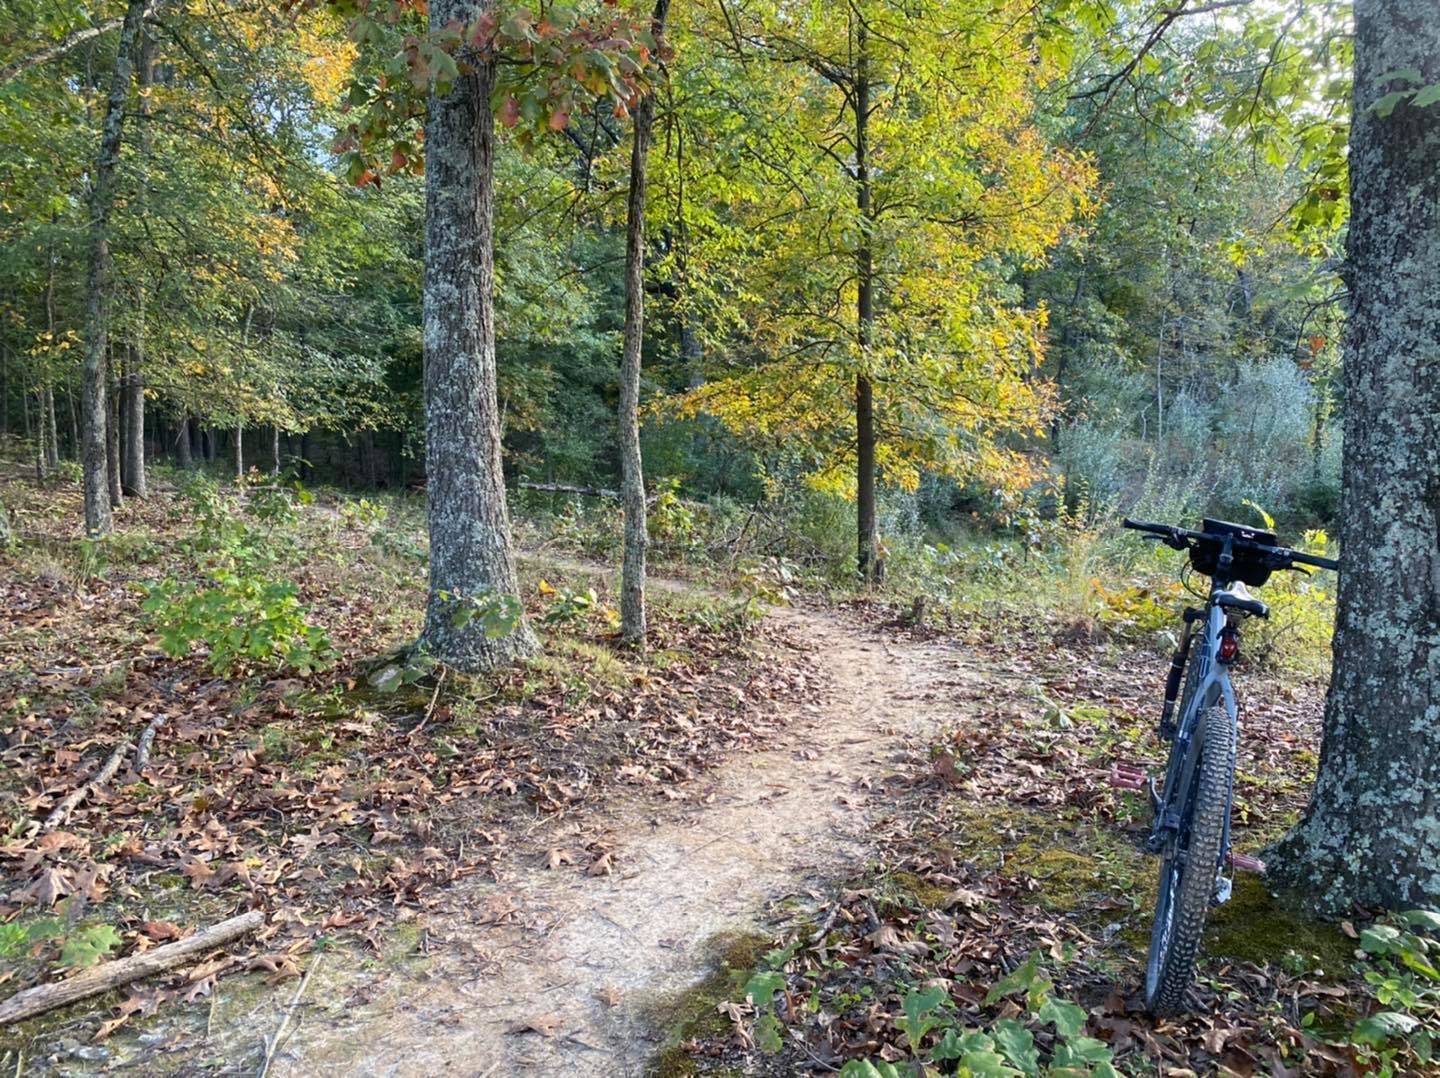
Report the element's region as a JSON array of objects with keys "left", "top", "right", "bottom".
[{"left": 1145, "top": 704, "right": 1234, "bottom": 1015}]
